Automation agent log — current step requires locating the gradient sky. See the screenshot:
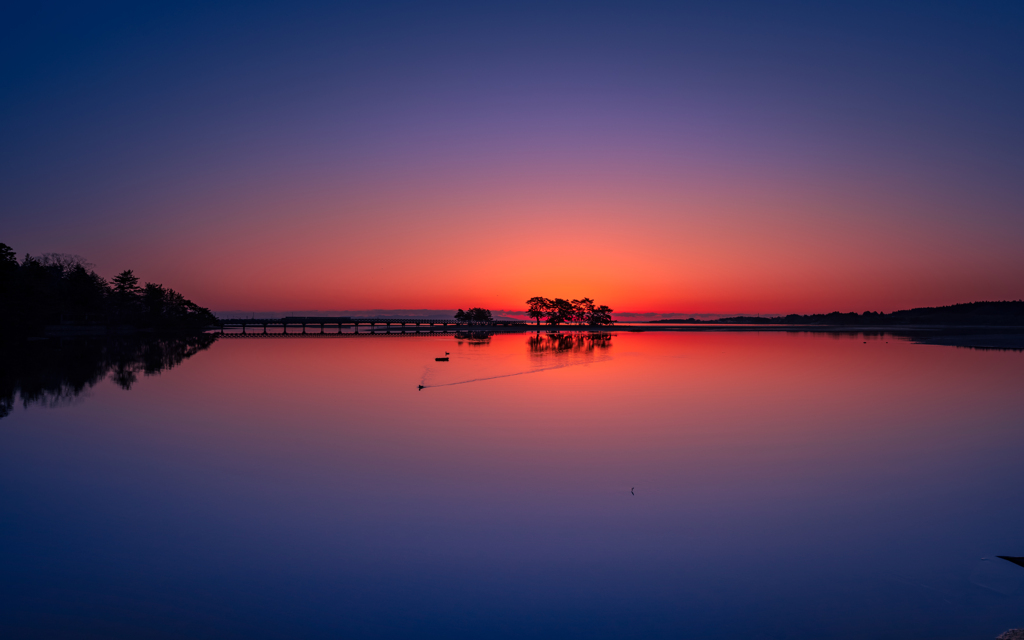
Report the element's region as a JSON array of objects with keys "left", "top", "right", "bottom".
[{"left": 2, "top": 1, "right": 1022, "bottom": 314}]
